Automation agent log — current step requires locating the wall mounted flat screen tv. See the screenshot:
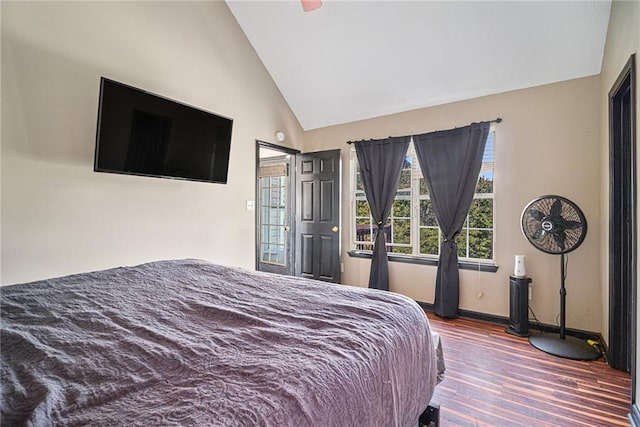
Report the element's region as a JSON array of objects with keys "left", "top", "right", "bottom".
[{"left": 94, "top": 77, "right": 233, "bottom": 184}]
